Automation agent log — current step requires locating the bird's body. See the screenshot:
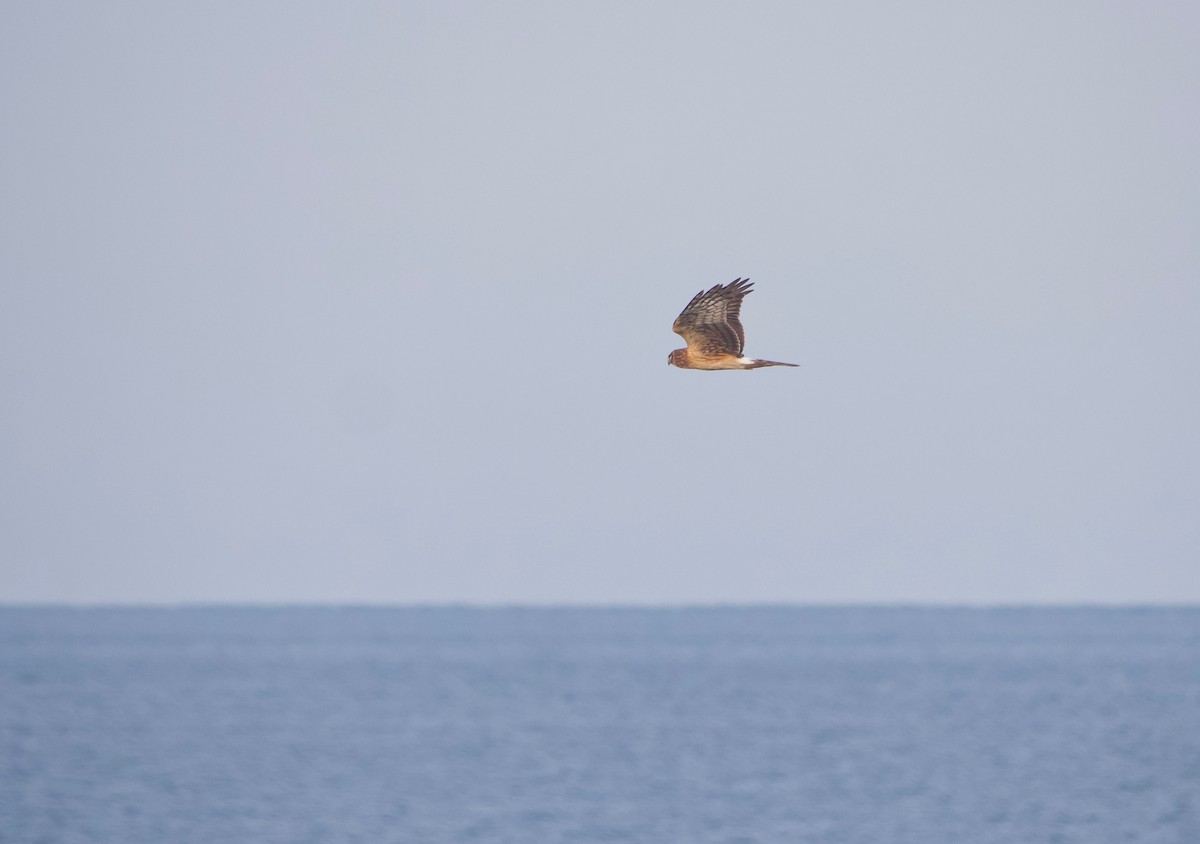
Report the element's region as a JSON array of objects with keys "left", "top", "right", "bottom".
[
  {"left": 667, "top": 349, "right": 791, "bottom": 370},
  {"left": 667, "top": 278, "right": 798, "bottom": 370}
]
